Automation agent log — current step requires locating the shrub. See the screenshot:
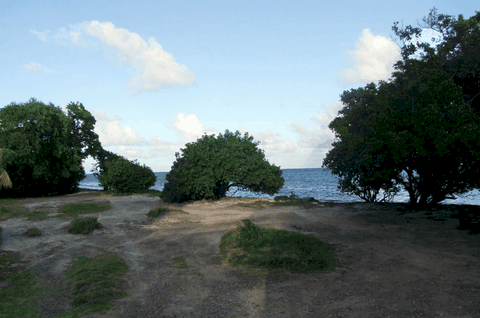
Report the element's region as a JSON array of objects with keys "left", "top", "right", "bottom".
[
  {"left": 159, "top": 156, "right": 194, "bottom": 203},
  {"left": 160, "top": 130, "right": 285, "bottom": 203},
  {"left": 98, "top": 157, "right": 157, "bottom": 193}
]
